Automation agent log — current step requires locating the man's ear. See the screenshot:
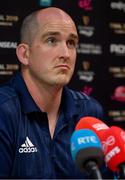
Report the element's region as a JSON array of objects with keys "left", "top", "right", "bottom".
[{"left": 16, "top": 43, "right": 30, "bottom": 65}]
